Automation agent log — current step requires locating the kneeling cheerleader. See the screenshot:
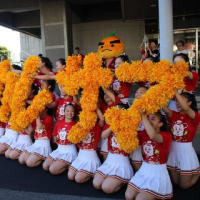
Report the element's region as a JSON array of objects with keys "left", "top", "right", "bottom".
[
  {"left": 43, "top": 103, "right": 77, "bottom": 175},
  {"left": 125, "top": 112, "right": 173, "bottom": 200},
  {"left": 93, "top": 124, "right": 133, "bottom": 194},
  {"left": 68, "top": 108, "right": 103, "bottom": 183},
  {"left": 19, "top": 109, "right": 53, "bottom": 167},
  {"left": 165, "top": 91, "right": 200, "bottom": 189},
  {"left": 5, "top": 124, "right": 33, "bottom": 160}
]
